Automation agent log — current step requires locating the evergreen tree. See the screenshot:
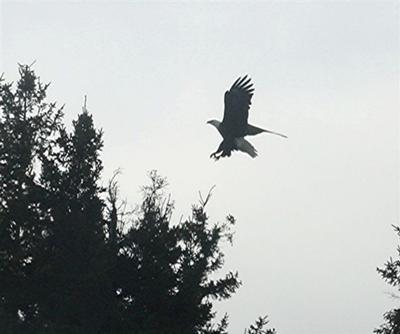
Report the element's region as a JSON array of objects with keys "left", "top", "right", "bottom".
[
  {"left": 0, "top": 64, "right": 63, "bottom": 333},
  {"left": 115, "top": 171, "right": 241, "bottom": 334},
  {"left": 37, "top": 101, "right": 115, "bottom": 333},
  {"left": 375, "top": 226, "right": 400, "bottom": 334},
  {"left": 0, "top": 66, "right": 113, "bottom": 333},
  {"left": 0, "top": 65, "right": 275, "bottom": 334},
  {"left": 245, "top": 316, "right": 276, "bottom": 334}
]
